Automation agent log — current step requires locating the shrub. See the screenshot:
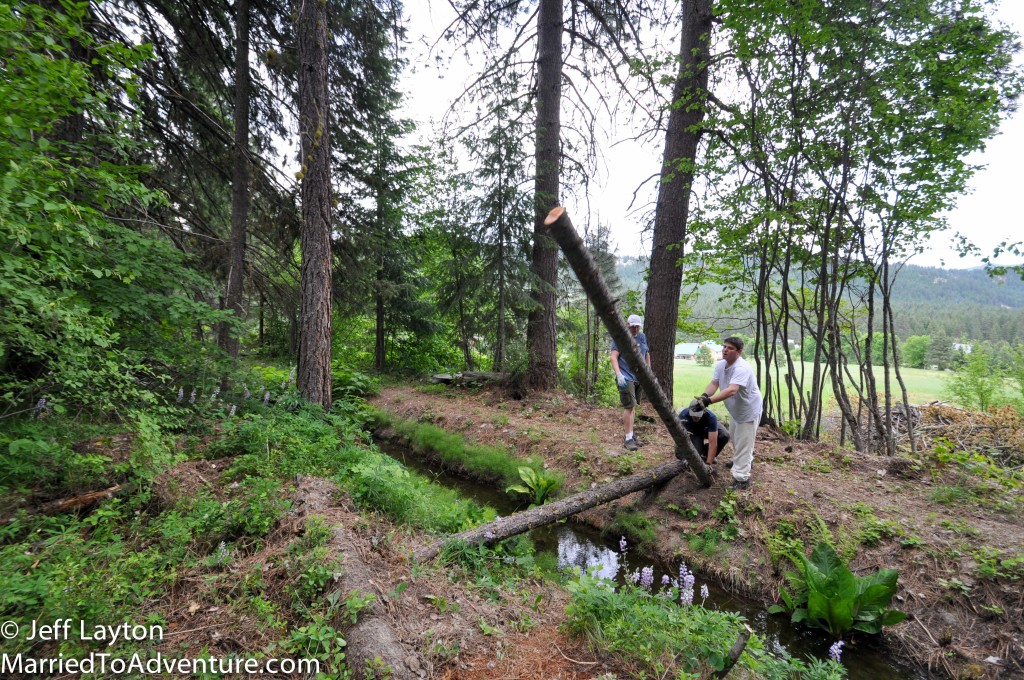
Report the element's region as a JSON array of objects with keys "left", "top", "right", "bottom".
[
  {"left": 770, "top": 542, "right": 907, "bottom": 637},
  {"left": 505, "top": 466, "right": 562, "bottom": 507}
]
